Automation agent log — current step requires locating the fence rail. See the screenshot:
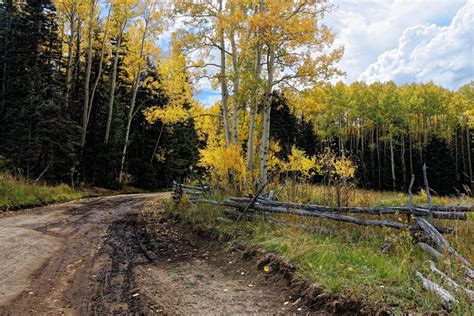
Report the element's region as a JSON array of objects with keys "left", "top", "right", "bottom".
[{"left": 172, "top": 178, "right": 473, "bottom": 307}]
